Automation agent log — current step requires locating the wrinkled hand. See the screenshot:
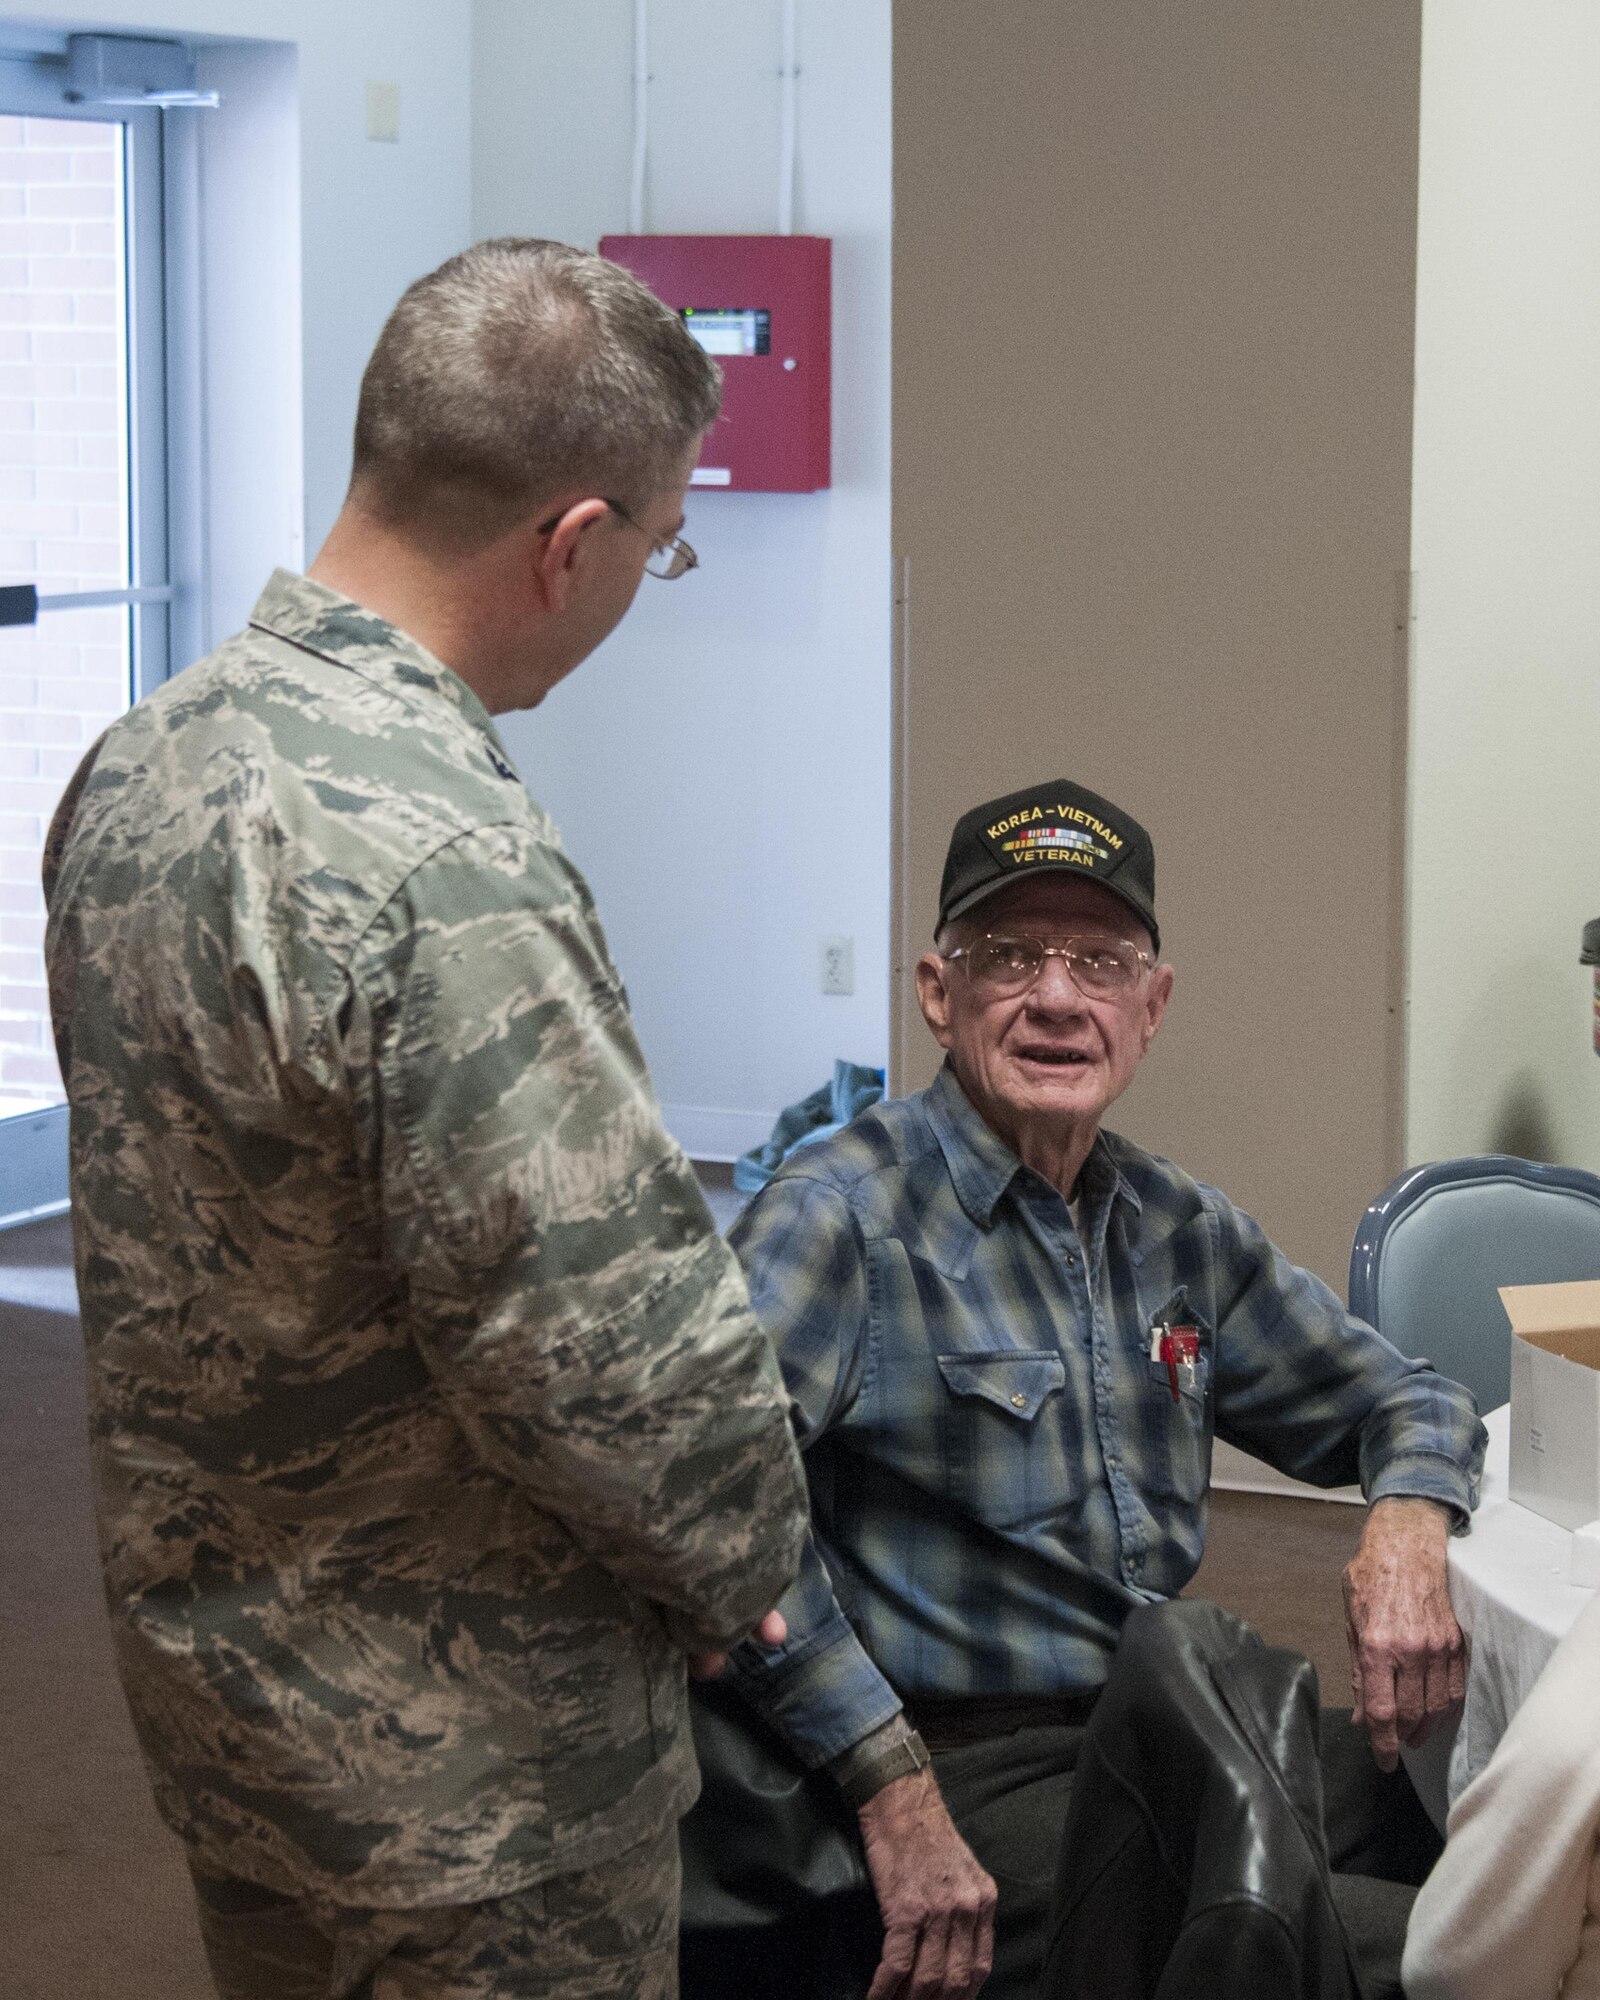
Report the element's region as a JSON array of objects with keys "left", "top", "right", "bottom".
[
  {"left": 1342, "top": 1496, "right": 1466, "bottom": 1771},
  {"left": 687, "top": 1608, "right": 787, "bottom": 1681},
  {"left": 858, "top": 1768, "right": 997, "bottom": 1999}
]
